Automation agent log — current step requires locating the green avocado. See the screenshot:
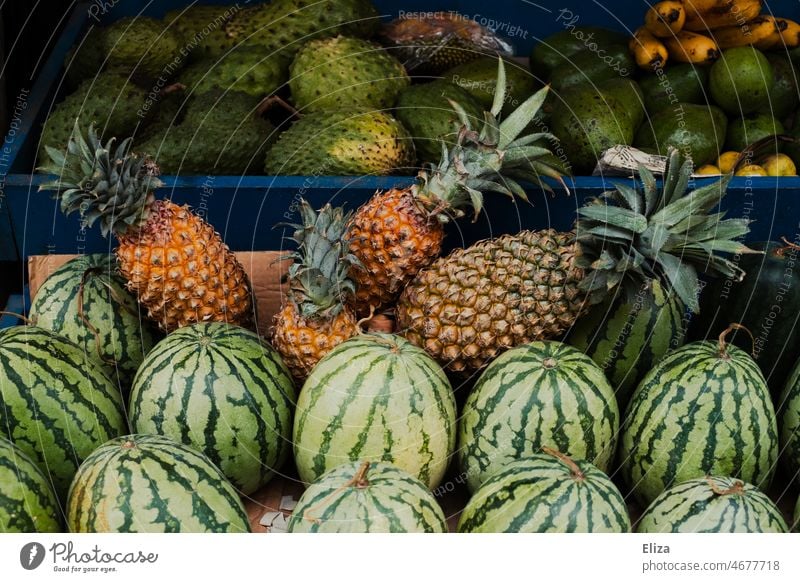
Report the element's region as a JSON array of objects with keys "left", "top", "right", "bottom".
[
  {"left": 549, "top": 45, "right": 634, "bottom": 92},
  {"left": 638, "top": 64, "right": 710, "bottom": 113},
  {"left": 725, "top": 113, "right": 785, "bottom": 152},
  {"left": 442, "top": 57, "right": 538, "bottom": 114},
  {"left": 599, "top": 78, "right": 645, "bottom": 130},
  {"left": 765, "top": 54, "right": 799, "bottom": 121},
  {"left": 530, "top": 26, "right": 628, "bottom": 80},
  {"left": 634, "top": 102, "right": 727, "bottom": 166},
  {"left": 710, "top": 46, "right": 774, "bottom": 115},
  {"left": 551, "top": 83, "right": 635, "bottom": 174}
]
